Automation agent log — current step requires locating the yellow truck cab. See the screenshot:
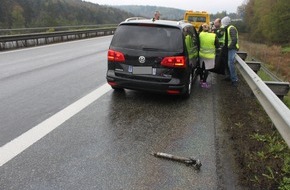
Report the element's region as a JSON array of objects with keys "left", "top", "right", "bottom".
[{"left": 184, "top": 10, "right": 210, "bottom": 31}]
